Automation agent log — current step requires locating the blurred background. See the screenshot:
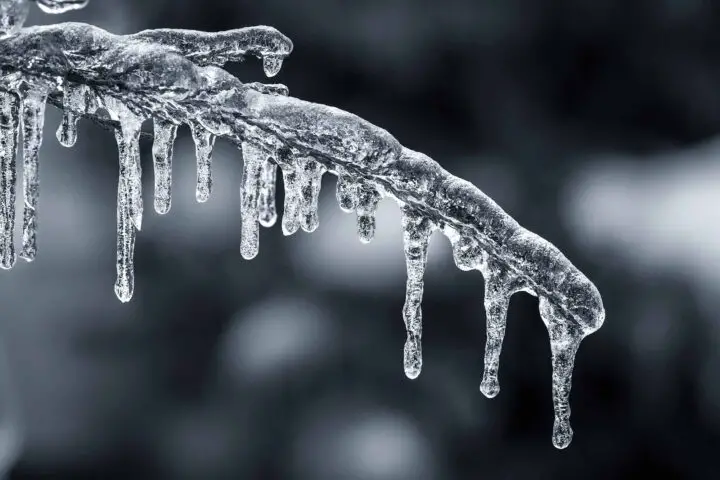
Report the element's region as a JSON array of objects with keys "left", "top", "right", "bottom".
[{"left": 1, "top": 0, "right": 719, "bottom": 478}]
